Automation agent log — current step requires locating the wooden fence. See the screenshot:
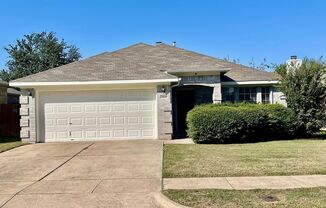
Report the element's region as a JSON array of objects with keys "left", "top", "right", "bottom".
[{"left": 0, "top": 104, "right": 20, "bottom": 137}]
